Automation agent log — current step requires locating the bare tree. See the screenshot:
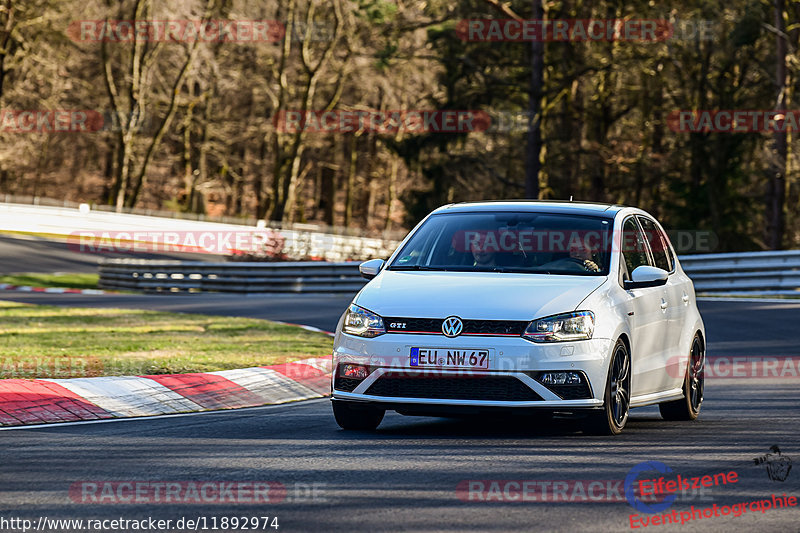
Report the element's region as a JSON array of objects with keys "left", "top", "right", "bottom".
[
  {"left": 767, "top": 0, "right": 787, "bottom": 249},
  {"left": 267, "top": 0, "right": 345, "bottom": 222},
  {"left": 102, "top": 0, "right": 213, "bottom": 210},
  {"left": 480, "top": 0, "right": 542, "bottom": 199}
]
